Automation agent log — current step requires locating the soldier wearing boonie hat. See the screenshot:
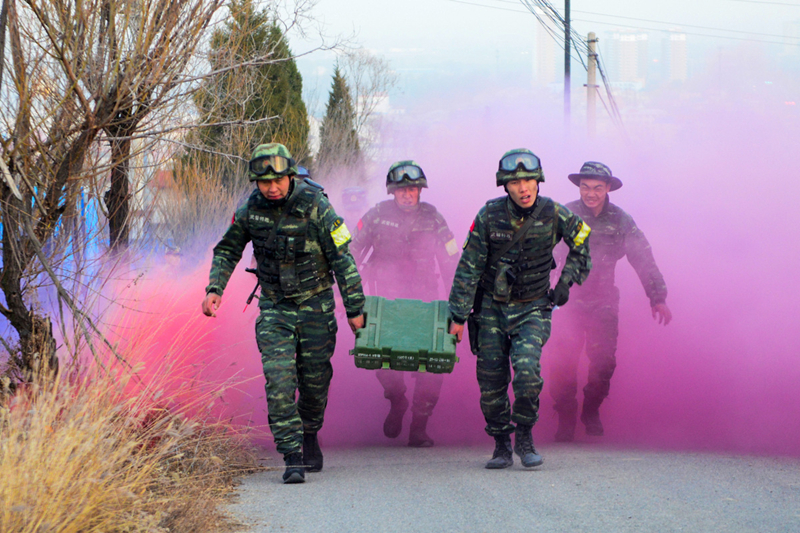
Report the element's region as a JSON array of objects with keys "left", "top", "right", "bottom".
[{"left": 550, "top": 161, "right": 672, "bottom": 442}]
